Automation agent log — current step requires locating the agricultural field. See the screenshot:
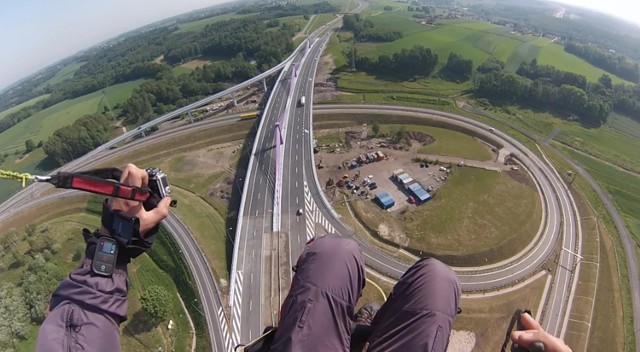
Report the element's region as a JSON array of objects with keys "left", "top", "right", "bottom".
[
  {"left": 558, "top": 145, "right": 640, "bottom": 242},
  {"left": 35, "top": 61, "right": 85, "bottom": 90},
  {"left": 0, "top": 94, "right": 49, "bottom": 122},
  {"left": 536, "top": 41, "right": 632, "bottom": 84},
  {"left": 0, "top": 79, "right": 145, "bottom": 155},
  {"left": 481, "top": 107, "right": 640, "bottom": 174},
  {"left": 607, "top": 112, "right": 640, "bottom": 140},
  {"left": 349, "top": 13, "right": 632, "bottom": 84}
]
